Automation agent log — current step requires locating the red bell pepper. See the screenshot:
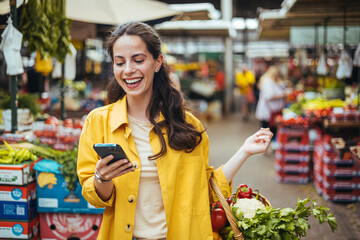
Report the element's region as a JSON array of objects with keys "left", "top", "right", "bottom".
[{"left": 236, "top": 184, "right": 252, "bottom": 199}]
